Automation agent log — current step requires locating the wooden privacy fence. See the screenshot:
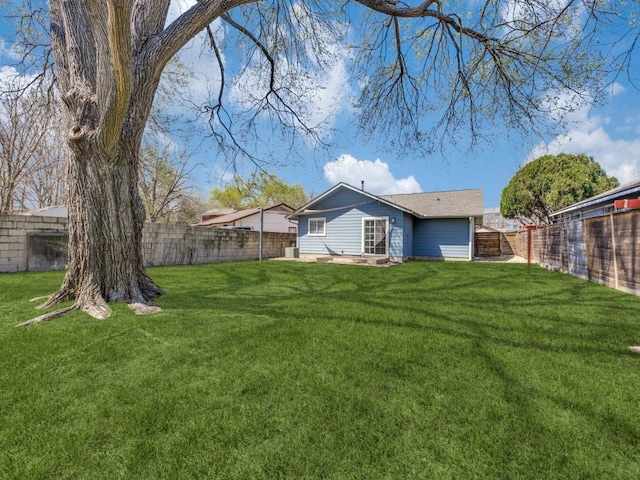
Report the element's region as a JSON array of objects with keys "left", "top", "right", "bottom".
[
  {"left": 474, "top": 231, "right": 516, "bottom": 257},
  {"left": 515, "top": 209, "right": 640, "bottom": 295}
]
